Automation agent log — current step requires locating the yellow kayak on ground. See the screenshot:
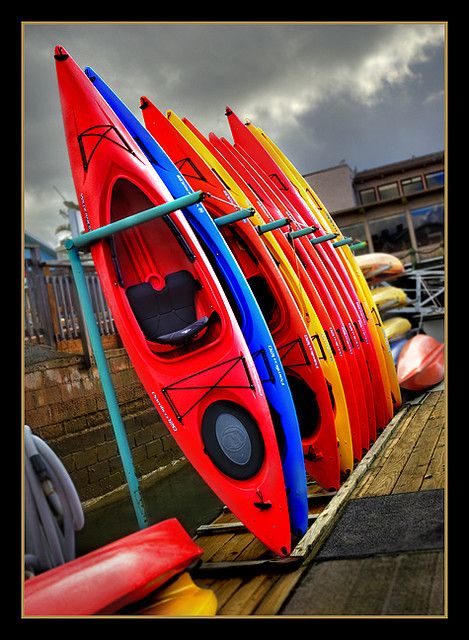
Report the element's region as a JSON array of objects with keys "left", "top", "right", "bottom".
[
  {"left": 383, "top": 316, "right": 412, "bottom": 342},
  {"left": 245, "top": 123, "right": 401, "bottom": 413},
  {"left": 132, "top": 572, "right": 218, "bottom": 616}
]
